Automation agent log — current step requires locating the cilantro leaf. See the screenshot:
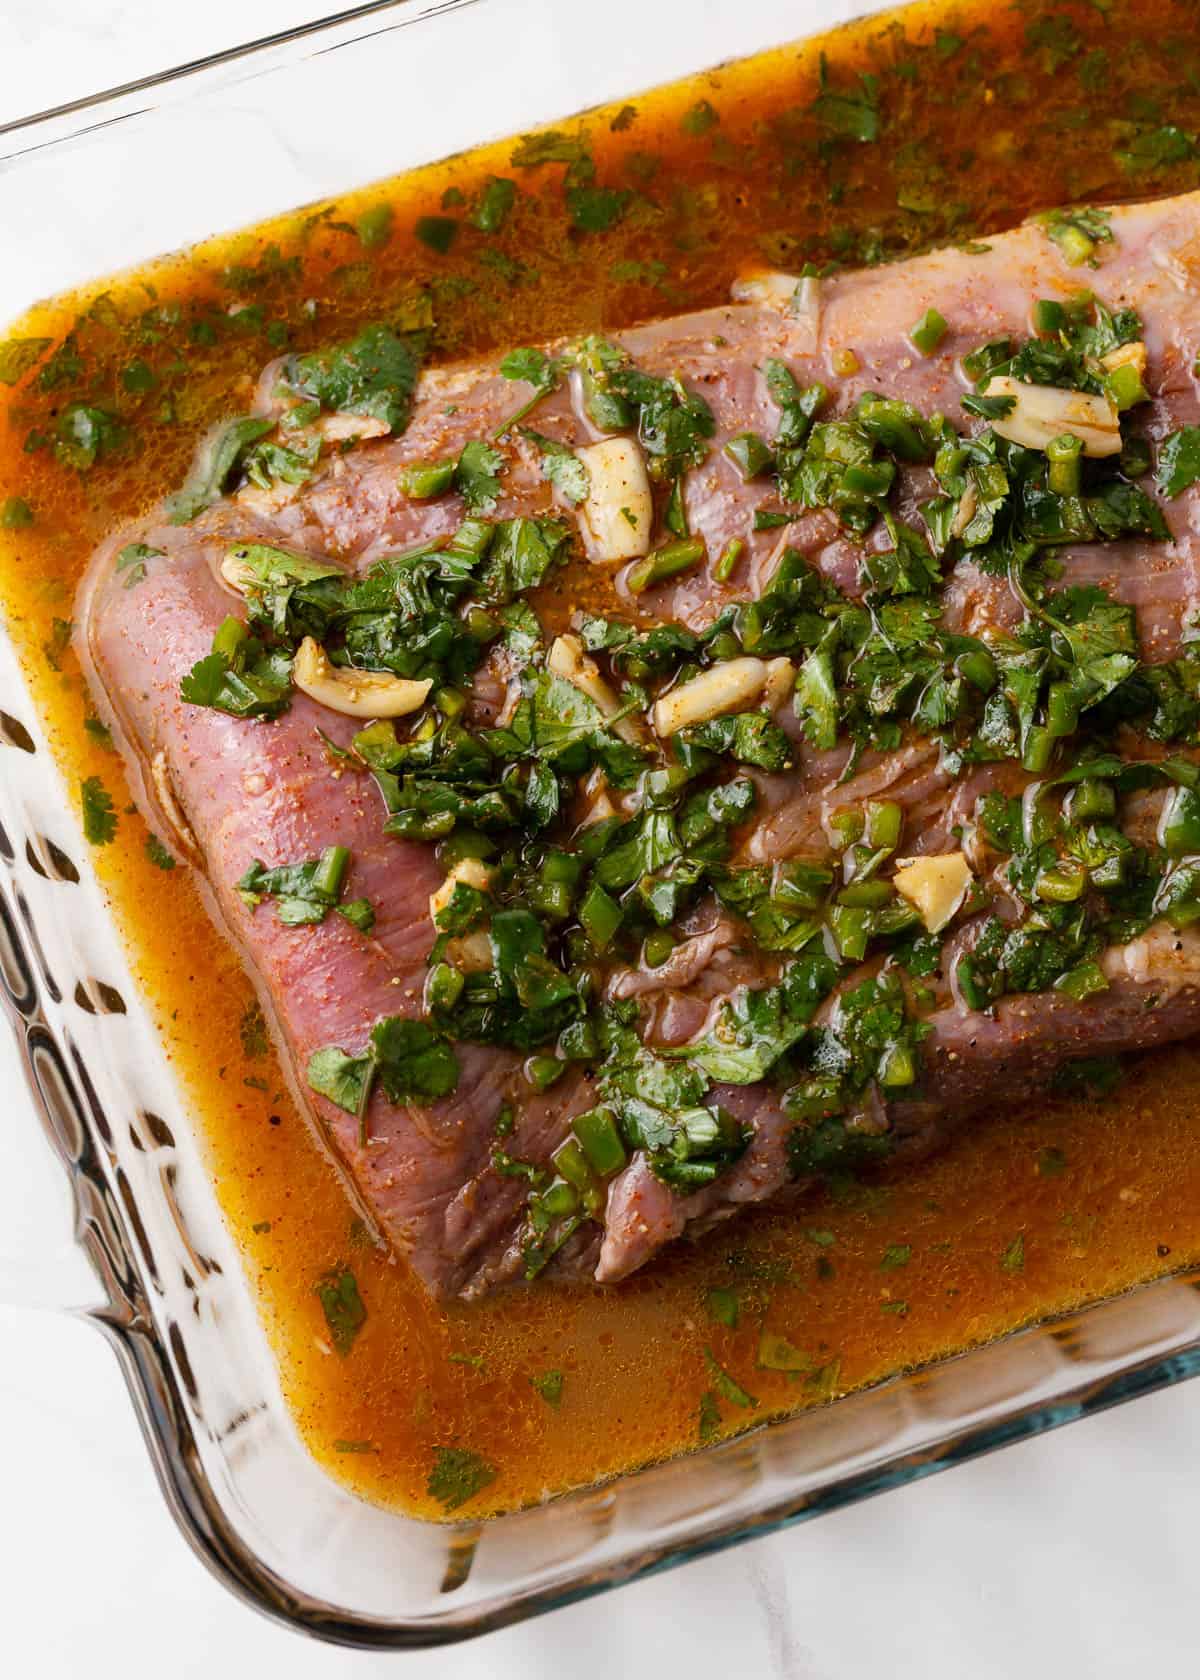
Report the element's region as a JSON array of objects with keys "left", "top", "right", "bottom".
[
  {"left": 470, "top": 175, "right": 517, "bottom": 232},
  {"left": 510, "top": 131, "right": 591, "bottom": 169},
  {"left": 237, "top": 844, "right": 372, "bottom": 930},
  {"left": 307, "top": 1017, "right": 459, "bottom": 1117},
  {"left": 532, "top": 1369, "right": 564, "bottom": 1407},
  {"left": 0, "top": 496, "right": 33, "bottom": 529},
  {"left": 314, "top": 1265, "right": 367, "bottom": 1355},
  {"left": 145, "top": 835, "right": 176, "bottom": 871},
  {"left": 371, "top": 1017, "right": 459, "bottom": 1102},
  {"left": 520, "top": 427, "right": 589, "bottom": 503},
  {"left": 167, "top": 416, "right": 274, "bottom": 524},
  {"left": 307, "top": 1045, "right": 370, "bottom": 1113},
  {"left": 810, "top": 58, "right": 880, "bottom": 143},
  {"left": 285, "top": 323, "right": 423, "bottom": 434},
  {"left": 55, "top": 403, "right": 124, "bottom": 472},
  {"left": 427, "top": 1446, "right": 497, "bottom": 1512},
  {"left": 698, "top": 1390, "right": 722, "bottom": 1442},
  {"left": 179, "top": 618, "right": 292, "bottom": 719},
  {"left": 81, "top": 776, "right": 117, "bottom": 845},
  {"left": 115, "top": 542, "right": 164, "bottom": 588},
  {"left": 566, "top": 184, "right": 632, "bottom": 232},
  {"left": 1156, "top": 426, "right": 1200, "bottom": 498},
  {"left": 703, "top": 1349, "right": 758, "bottom": 1408},
  {"left": 1116, "top": 125, "right": 1198, "bottom": 174},
  {"left": 0, "top": 336, "right": 52, "bottom": 386},
  {"left": 455, "top": 438, "right": 505, "bottom": 513}
]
